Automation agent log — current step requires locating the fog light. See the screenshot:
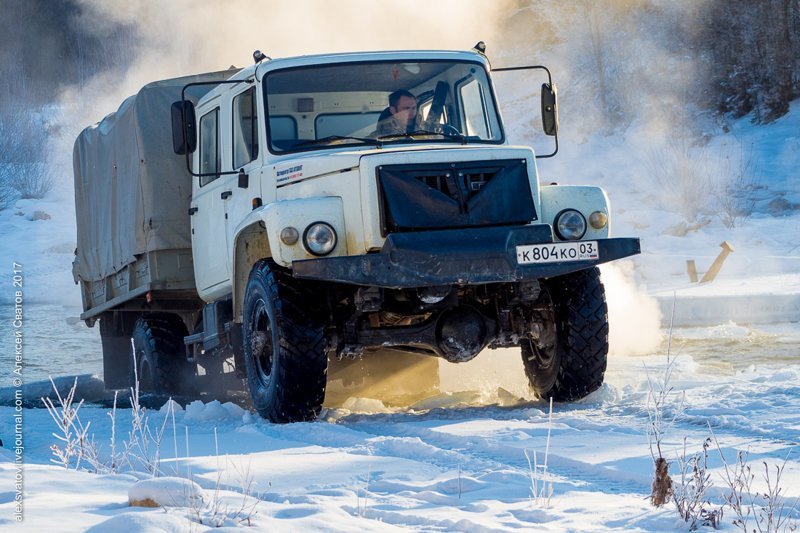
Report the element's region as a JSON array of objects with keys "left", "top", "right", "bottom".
[
  {"left": 303, "top": 222, "right": 337, "bottom": 256},
  {"left": 589, "top": 211, "right": 608, "bottom": 229},
  {"left": 280, "top": 226, "right": 299, "bottom": 245},
  {"left": 554, "top": 209, "right": 587, "bottom": 240}
]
